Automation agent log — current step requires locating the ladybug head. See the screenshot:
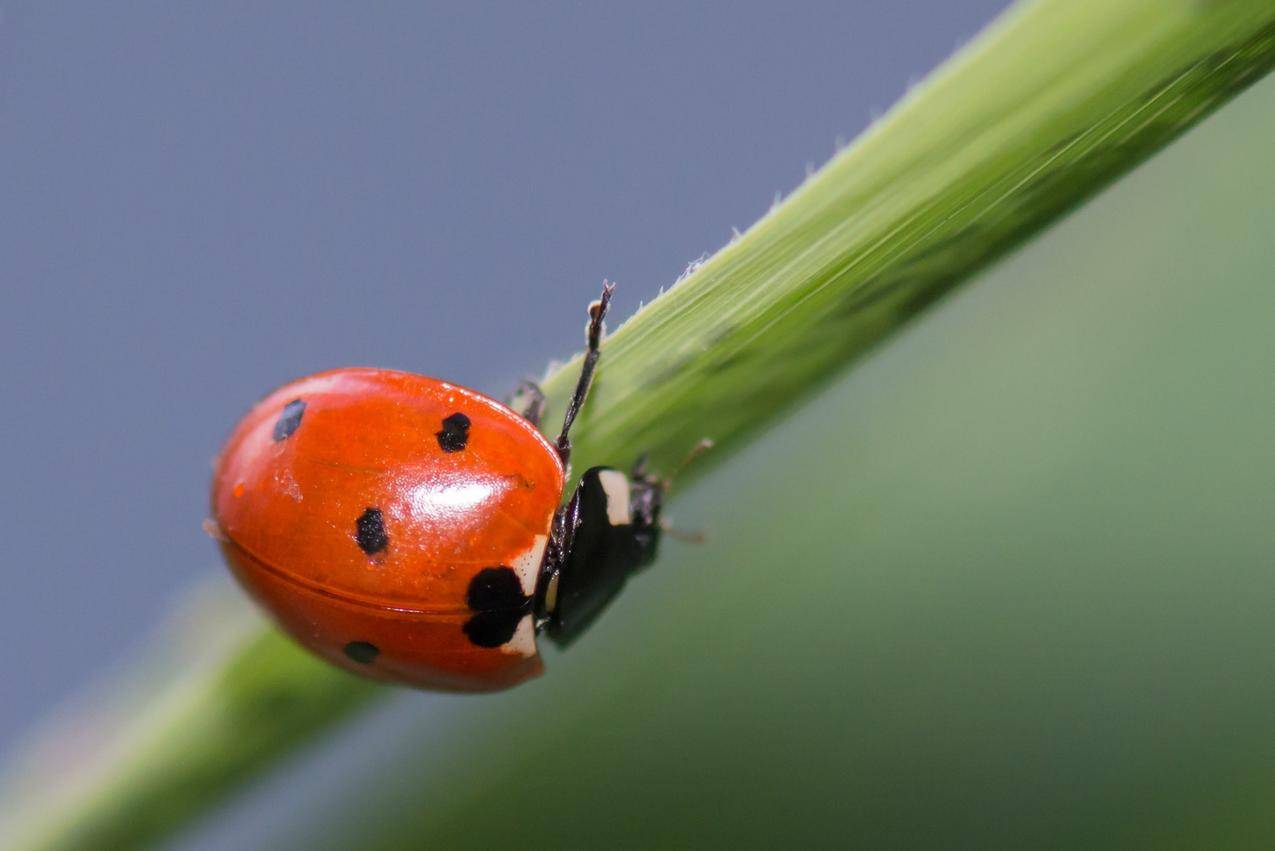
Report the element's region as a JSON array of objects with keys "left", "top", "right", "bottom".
[{"left": 537, "top": 466, "right": 662, "bottom": 646}]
